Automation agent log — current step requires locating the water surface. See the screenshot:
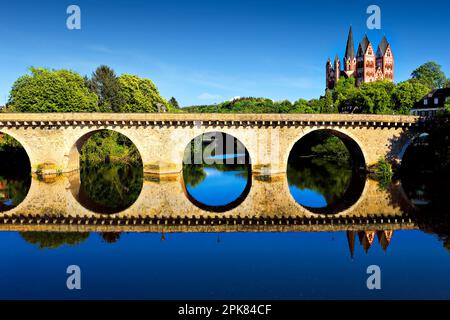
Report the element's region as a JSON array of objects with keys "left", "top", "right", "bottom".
[{"left": 1, "top": 147, "right": 449, "bottom": 299}]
